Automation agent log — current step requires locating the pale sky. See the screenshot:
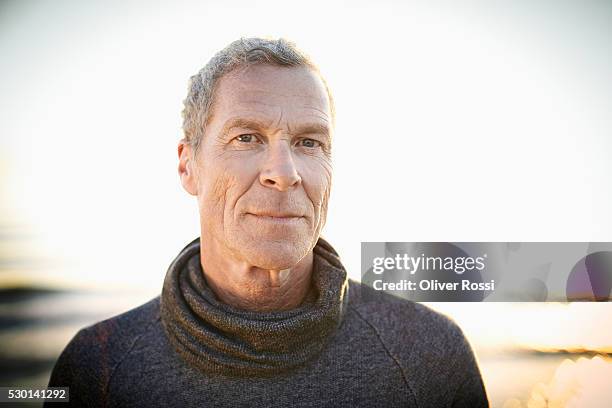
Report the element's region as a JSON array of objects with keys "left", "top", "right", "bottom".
[{"left": 1, "top": 0, "right": 612, "bottom": 292}]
